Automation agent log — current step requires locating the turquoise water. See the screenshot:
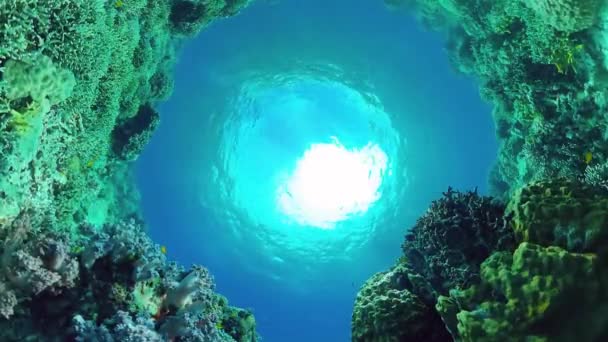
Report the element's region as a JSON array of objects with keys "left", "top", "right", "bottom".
[{"left": 138, "top": 0, "right": 497, "bottom": 340}]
